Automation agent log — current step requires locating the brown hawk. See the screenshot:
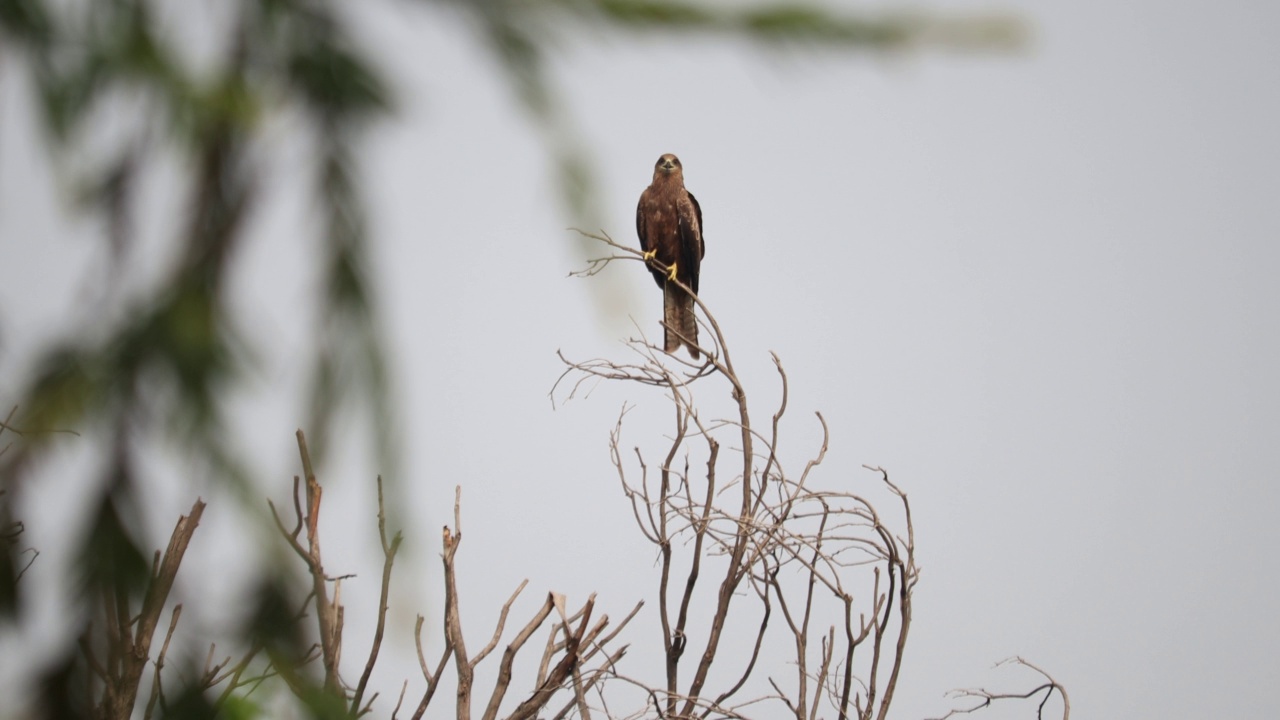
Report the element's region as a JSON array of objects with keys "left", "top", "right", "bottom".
[{"left": 636, "top": 153, "right": 705, "bottom": 358}]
